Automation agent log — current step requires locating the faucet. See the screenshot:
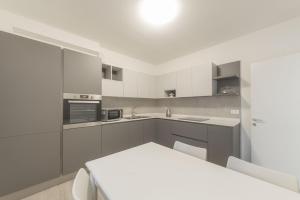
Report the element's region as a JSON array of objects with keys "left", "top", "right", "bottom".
[
  {"left": 166, "top": 107, "right": 171, "bottom": 118},
  {"left": 131, "top": 107, "right": 136, "bottom": 118}
]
